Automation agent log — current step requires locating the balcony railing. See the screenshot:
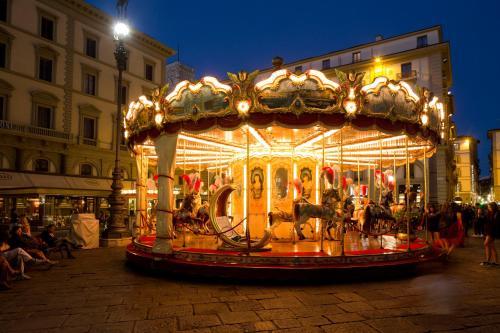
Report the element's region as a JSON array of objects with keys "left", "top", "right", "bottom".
[
  {"left": 396, "top": 70, "right": 417, "bottom": 80},
  {"left": 0, "top": 120, "right": 72, "bottom": 141},
  {"left": 82, "top": 138, "right": 97, "bottom": 146}
]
